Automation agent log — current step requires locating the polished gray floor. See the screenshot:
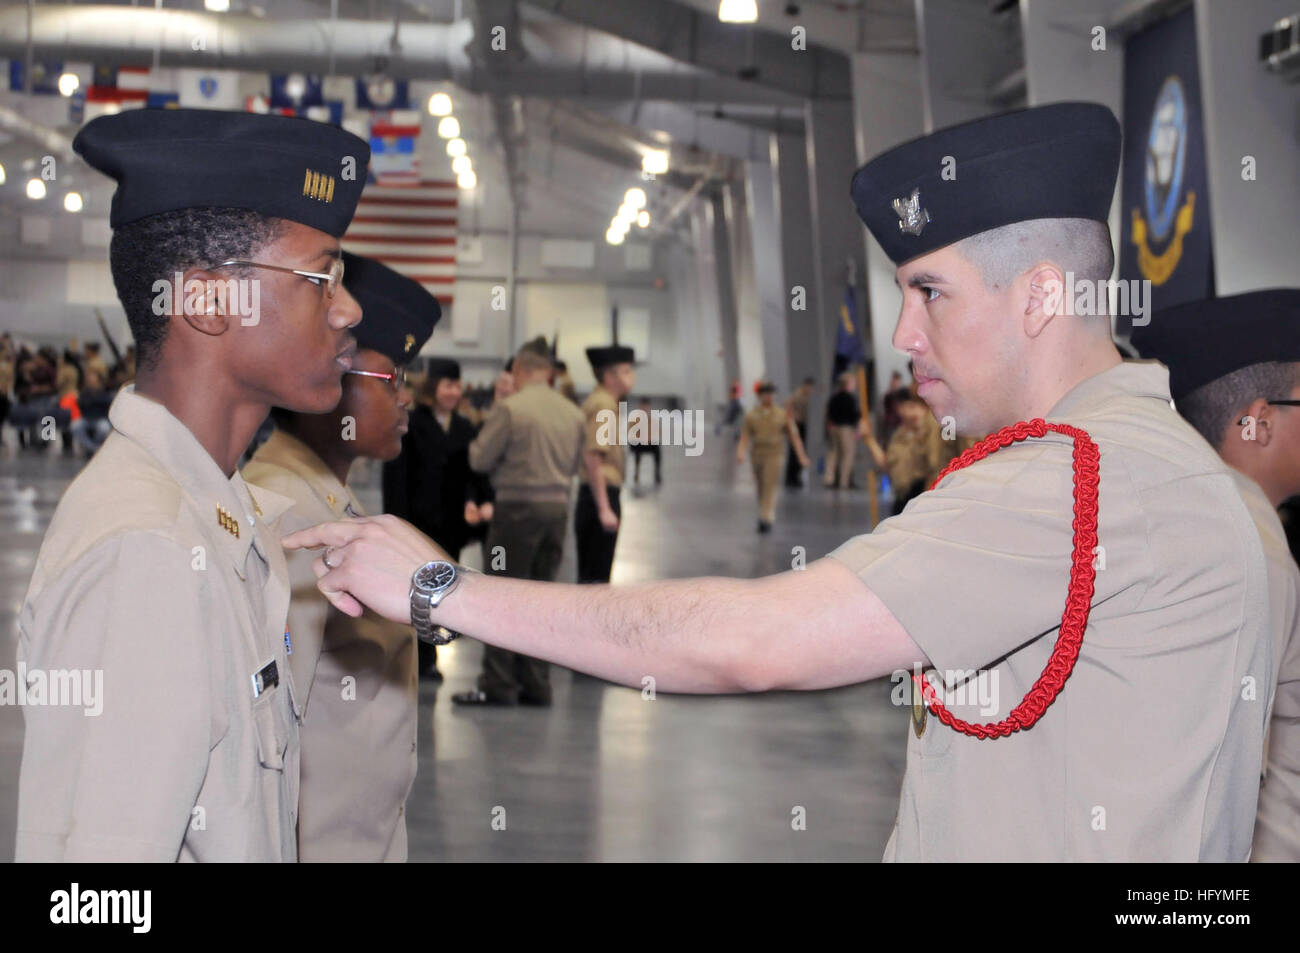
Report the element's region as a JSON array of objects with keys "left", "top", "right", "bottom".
[{"left": 1, "top": 427, "right": 905, "bottom": 862}]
